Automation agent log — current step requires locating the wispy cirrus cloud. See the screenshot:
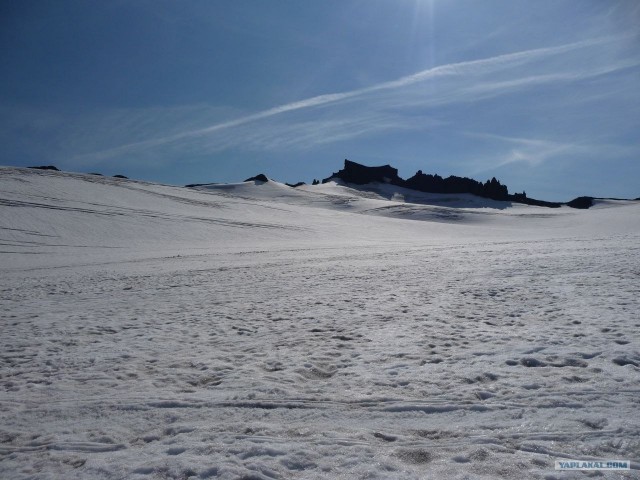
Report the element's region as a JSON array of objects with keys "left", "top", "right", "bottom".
[
  {"left": 464, "top": 132, "right": 579, "bottom": 169},
  {"left": 67, "top": 31, "right": 638, "bottom": 164},
  {"left": 464, "top": 131, "right": 639, "bottom": 176}
]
